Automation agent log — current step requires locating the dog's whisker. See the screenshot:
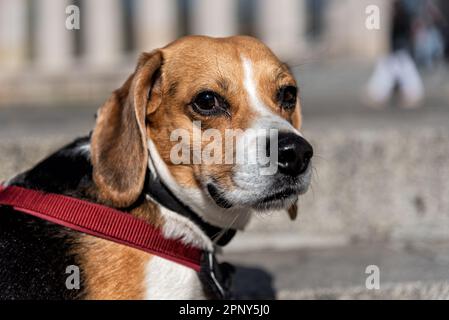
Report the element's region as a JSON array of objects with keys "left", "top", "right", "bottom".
[
  {"left": 312, "top": 165, "right": 319, "bottom": 183},
  {"left": 211, "top": 210, "right": 249, "bottom": 245},
  {"left": 310, "top": 182, "right": 316, "bottom": 202},
  {"left": 312, "top": 154, "right": 327, "bottom": 162}
]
